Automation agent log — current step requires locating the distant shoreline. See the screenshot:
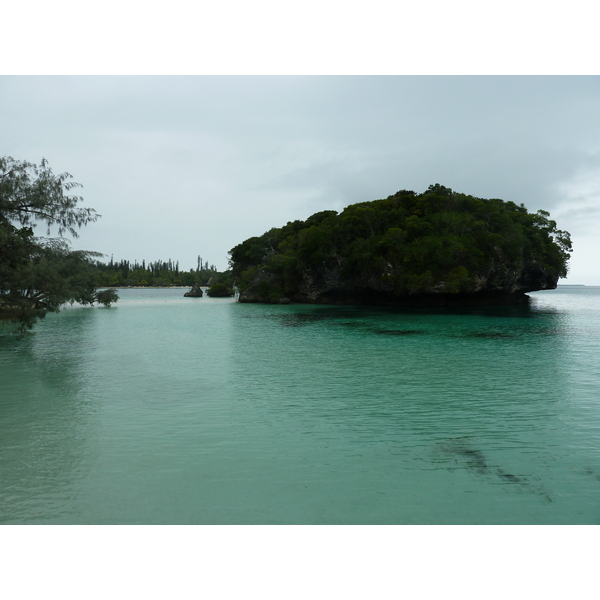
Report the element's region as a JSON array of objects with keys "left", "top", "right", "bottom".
[{"left": 99, "top": 286, "right": 206, "bottom": 290}]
